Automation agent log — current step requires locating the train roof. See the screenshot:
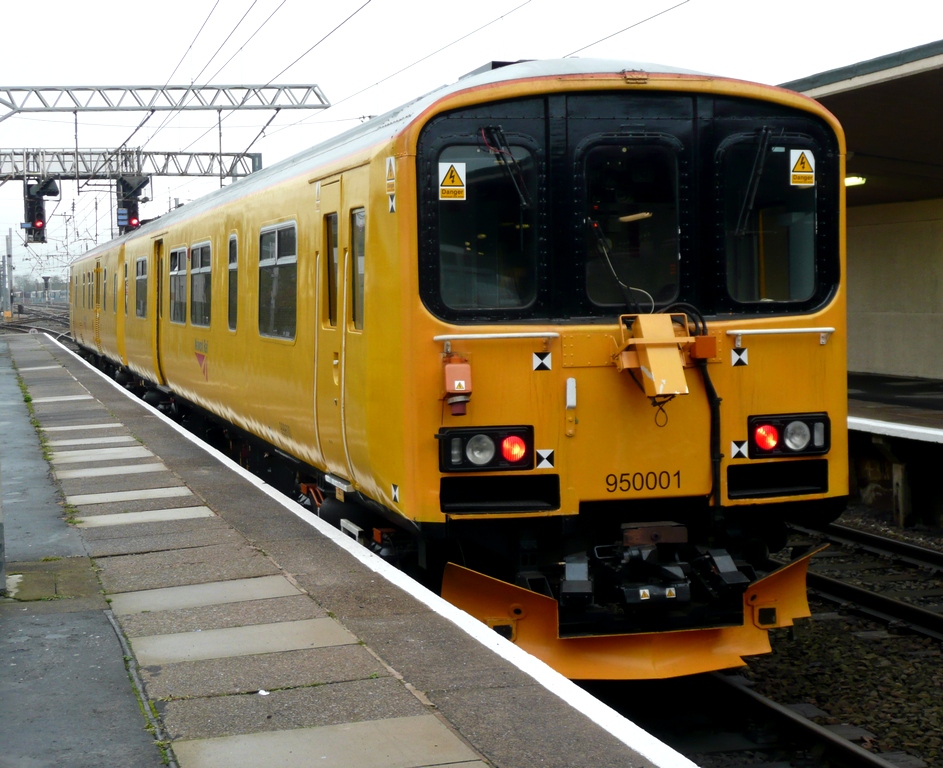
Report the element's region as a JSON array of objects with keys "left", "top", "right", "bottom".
[{"left": 71, "top": 58, "right": 747, "bottom": 264}]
